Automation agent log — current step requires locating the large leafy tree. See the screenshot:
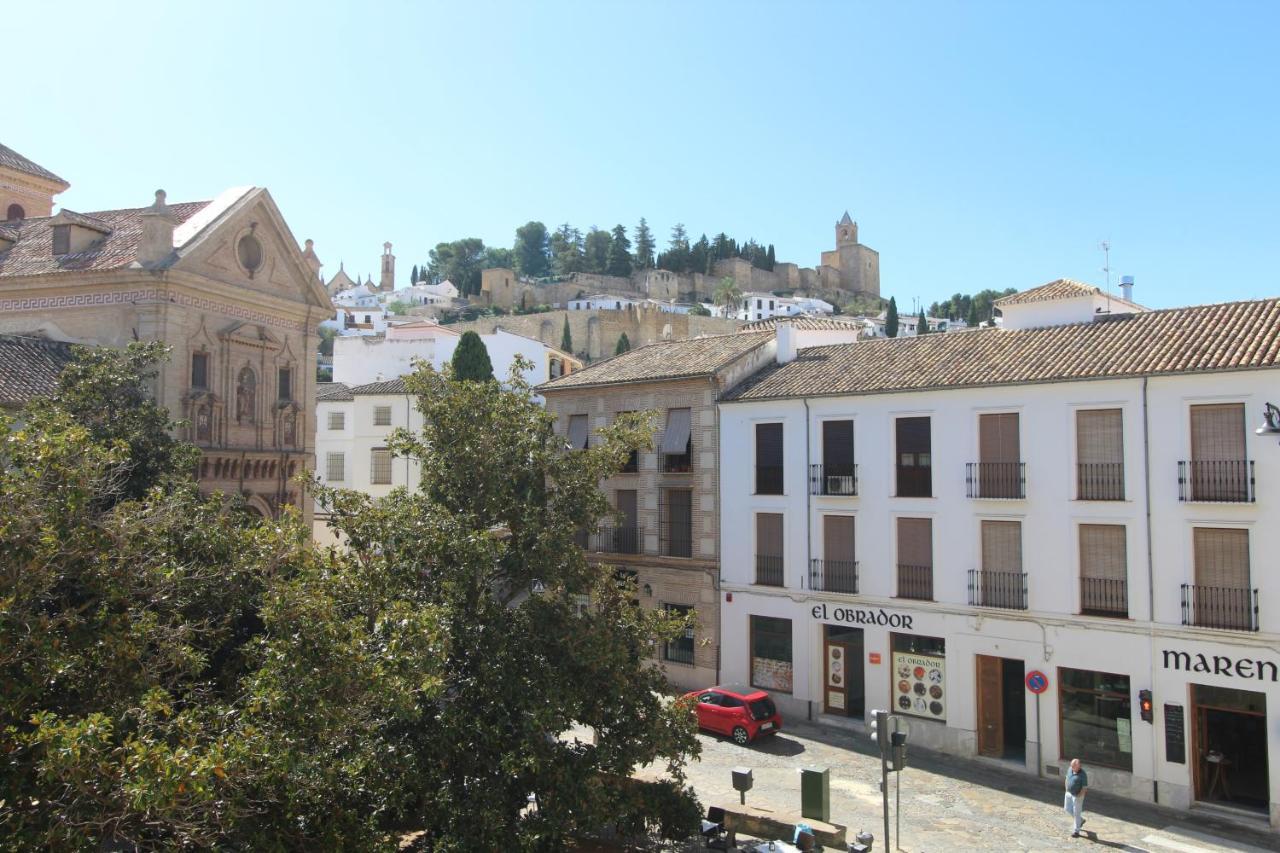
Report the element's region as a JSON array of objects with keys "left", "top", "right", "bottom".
[
  {"left": 428, "top": 238, "right": 487, "bottom": 296},
  {"left": 582, "top": 227, "right": 612, "bottom": 274},
  {"left": 513, "top": 221, "right": 551, "bottom": 278},
  {"left": 316, "top": 360, "right": 701, "bottom": 848},
  {"left": 550, "top": 223, "right": 585, "bottom": 276},
  {"left": 451, "top": 330, "right": 495, "bottom": 381},
  {"left": 633, "top": 218, "right": 655, "bottom": 269},
  {"left": 606, "top": 224, "right": 633, "bottom": 278}
]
